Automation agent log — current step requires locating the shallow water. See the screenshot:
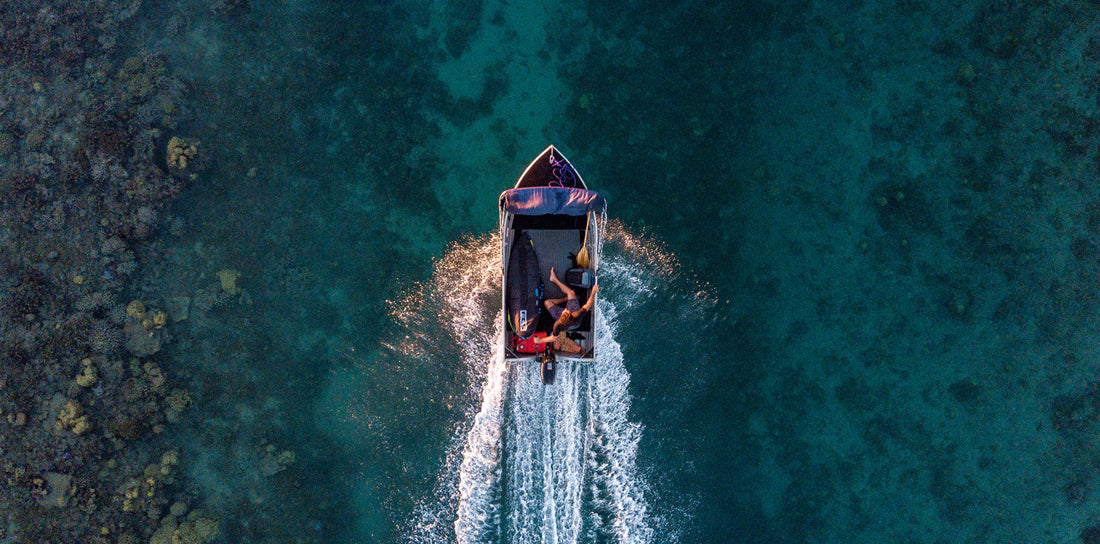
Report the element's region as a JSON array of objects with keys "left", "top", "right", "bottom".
[{"left": 44, "top": 0, "right": 1100, "bottom": 542}]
